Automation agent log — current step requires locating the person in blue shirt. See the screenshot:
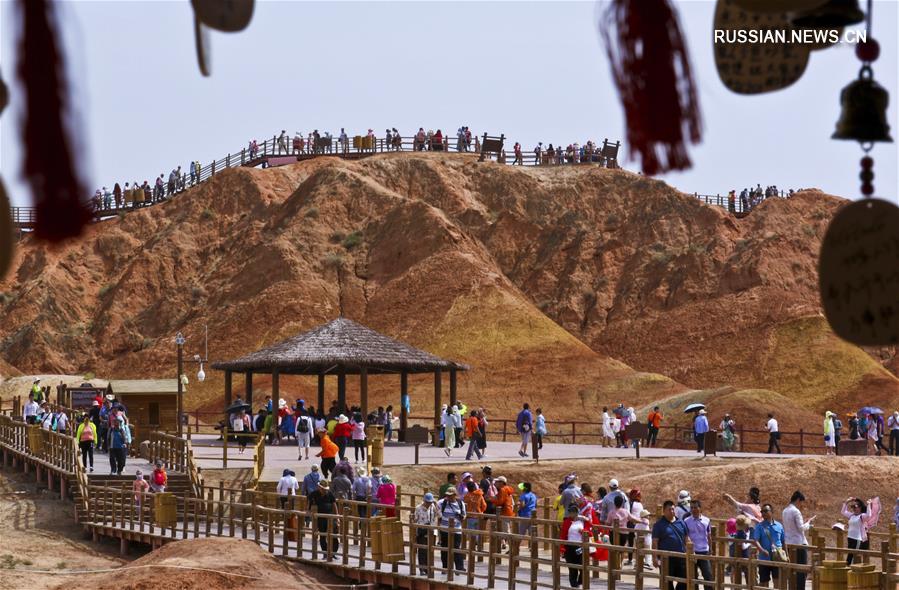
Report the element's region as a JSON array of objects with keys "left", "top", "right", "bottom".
[
  {"left": 516, "top": 403, "right": 534, "bottom": 457},
  {"left": 694, "top": 410, "right": 710, "bottom": 453},
  {"left": 107, "top": 421, "right": 127, "bottom": 475},
  {"left": 517, "top": 482, "right": 538, "bottom": 536},
  {"left": 752, "top": 504, "right": 786, "bottom": 587},
  {"left": 683, "top": 500, "right": 713, "bottom": 585},
  {"left": 652, "top": 500, "right": 688, "bottom": 590}
]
